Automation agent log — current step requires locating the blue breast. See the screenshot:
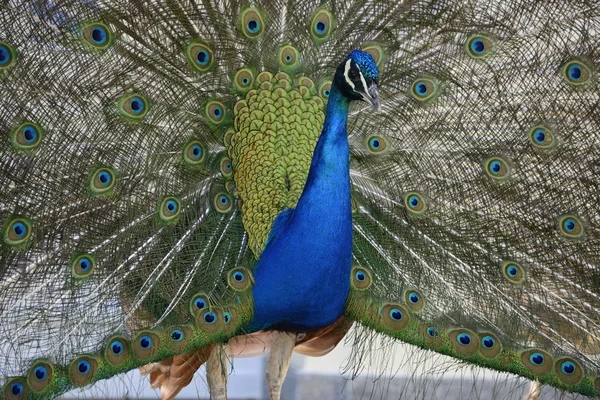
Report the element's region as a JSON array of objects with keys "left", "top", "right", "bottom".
[{"left": 248, "top": 86, "right": 352, "bottom": 332}]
